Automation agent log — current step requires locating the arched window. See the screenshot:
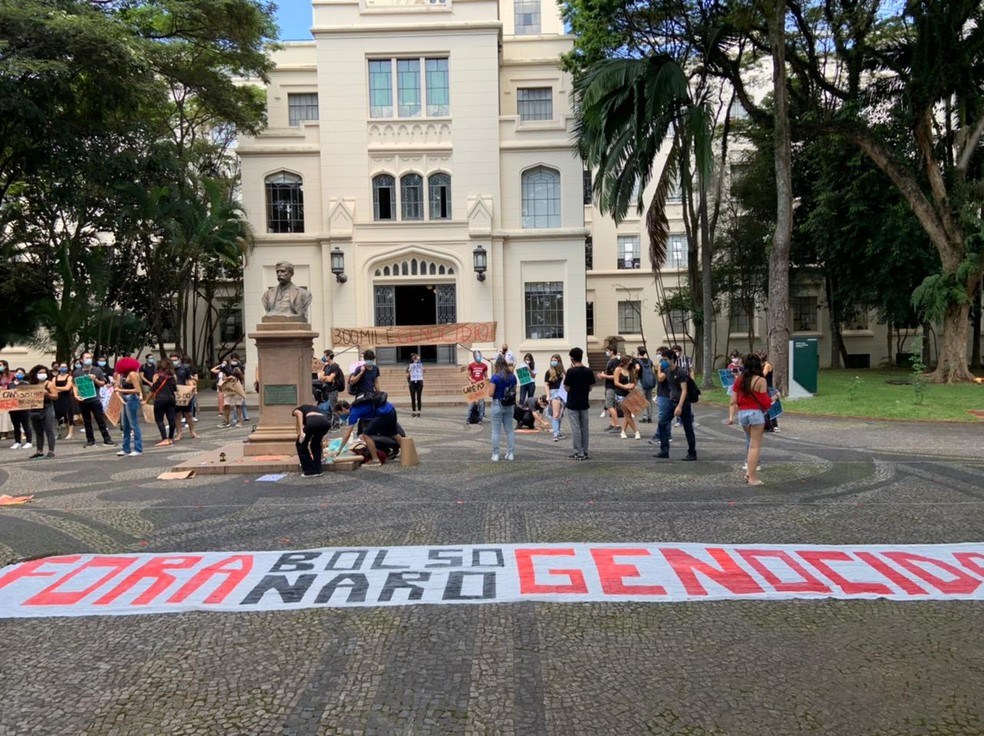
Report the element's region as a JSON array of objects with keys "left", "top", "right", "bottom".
[
  {"left": 401, "top": 173, "right": 424, "bottom": 220},
  {"left": 373, "top": 174, "right": 396, "bottom": 221},
  {"left": 265, "top": 172, "right": 304, "bottom": 233},
  {"left": 428, "top": 173, "right": 451, "bottom": 220},
  {"left": 521, "top": 166, "right": 560, "bottom": 228}
]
